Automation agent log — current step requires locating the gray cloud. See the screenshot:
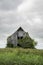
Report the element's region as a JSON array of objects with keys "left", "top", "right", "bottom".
[
  {"left": 0, "top": 0, "right": 23, "bottom": 10},
  {"left": 0, "top": 0, "right": 43, "bottom": 49}
]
